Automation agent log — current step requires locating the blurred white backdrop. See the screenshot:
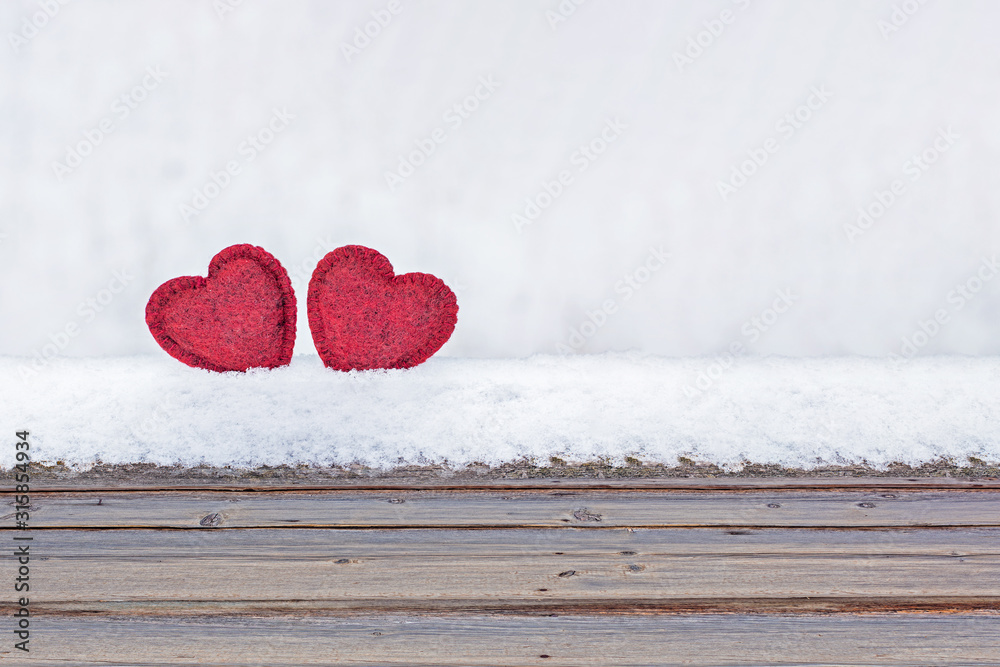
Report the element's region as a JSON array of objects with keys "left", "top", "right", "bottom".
[{"left": 2, "top": 0, "right": 999, "bottom": 361}]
